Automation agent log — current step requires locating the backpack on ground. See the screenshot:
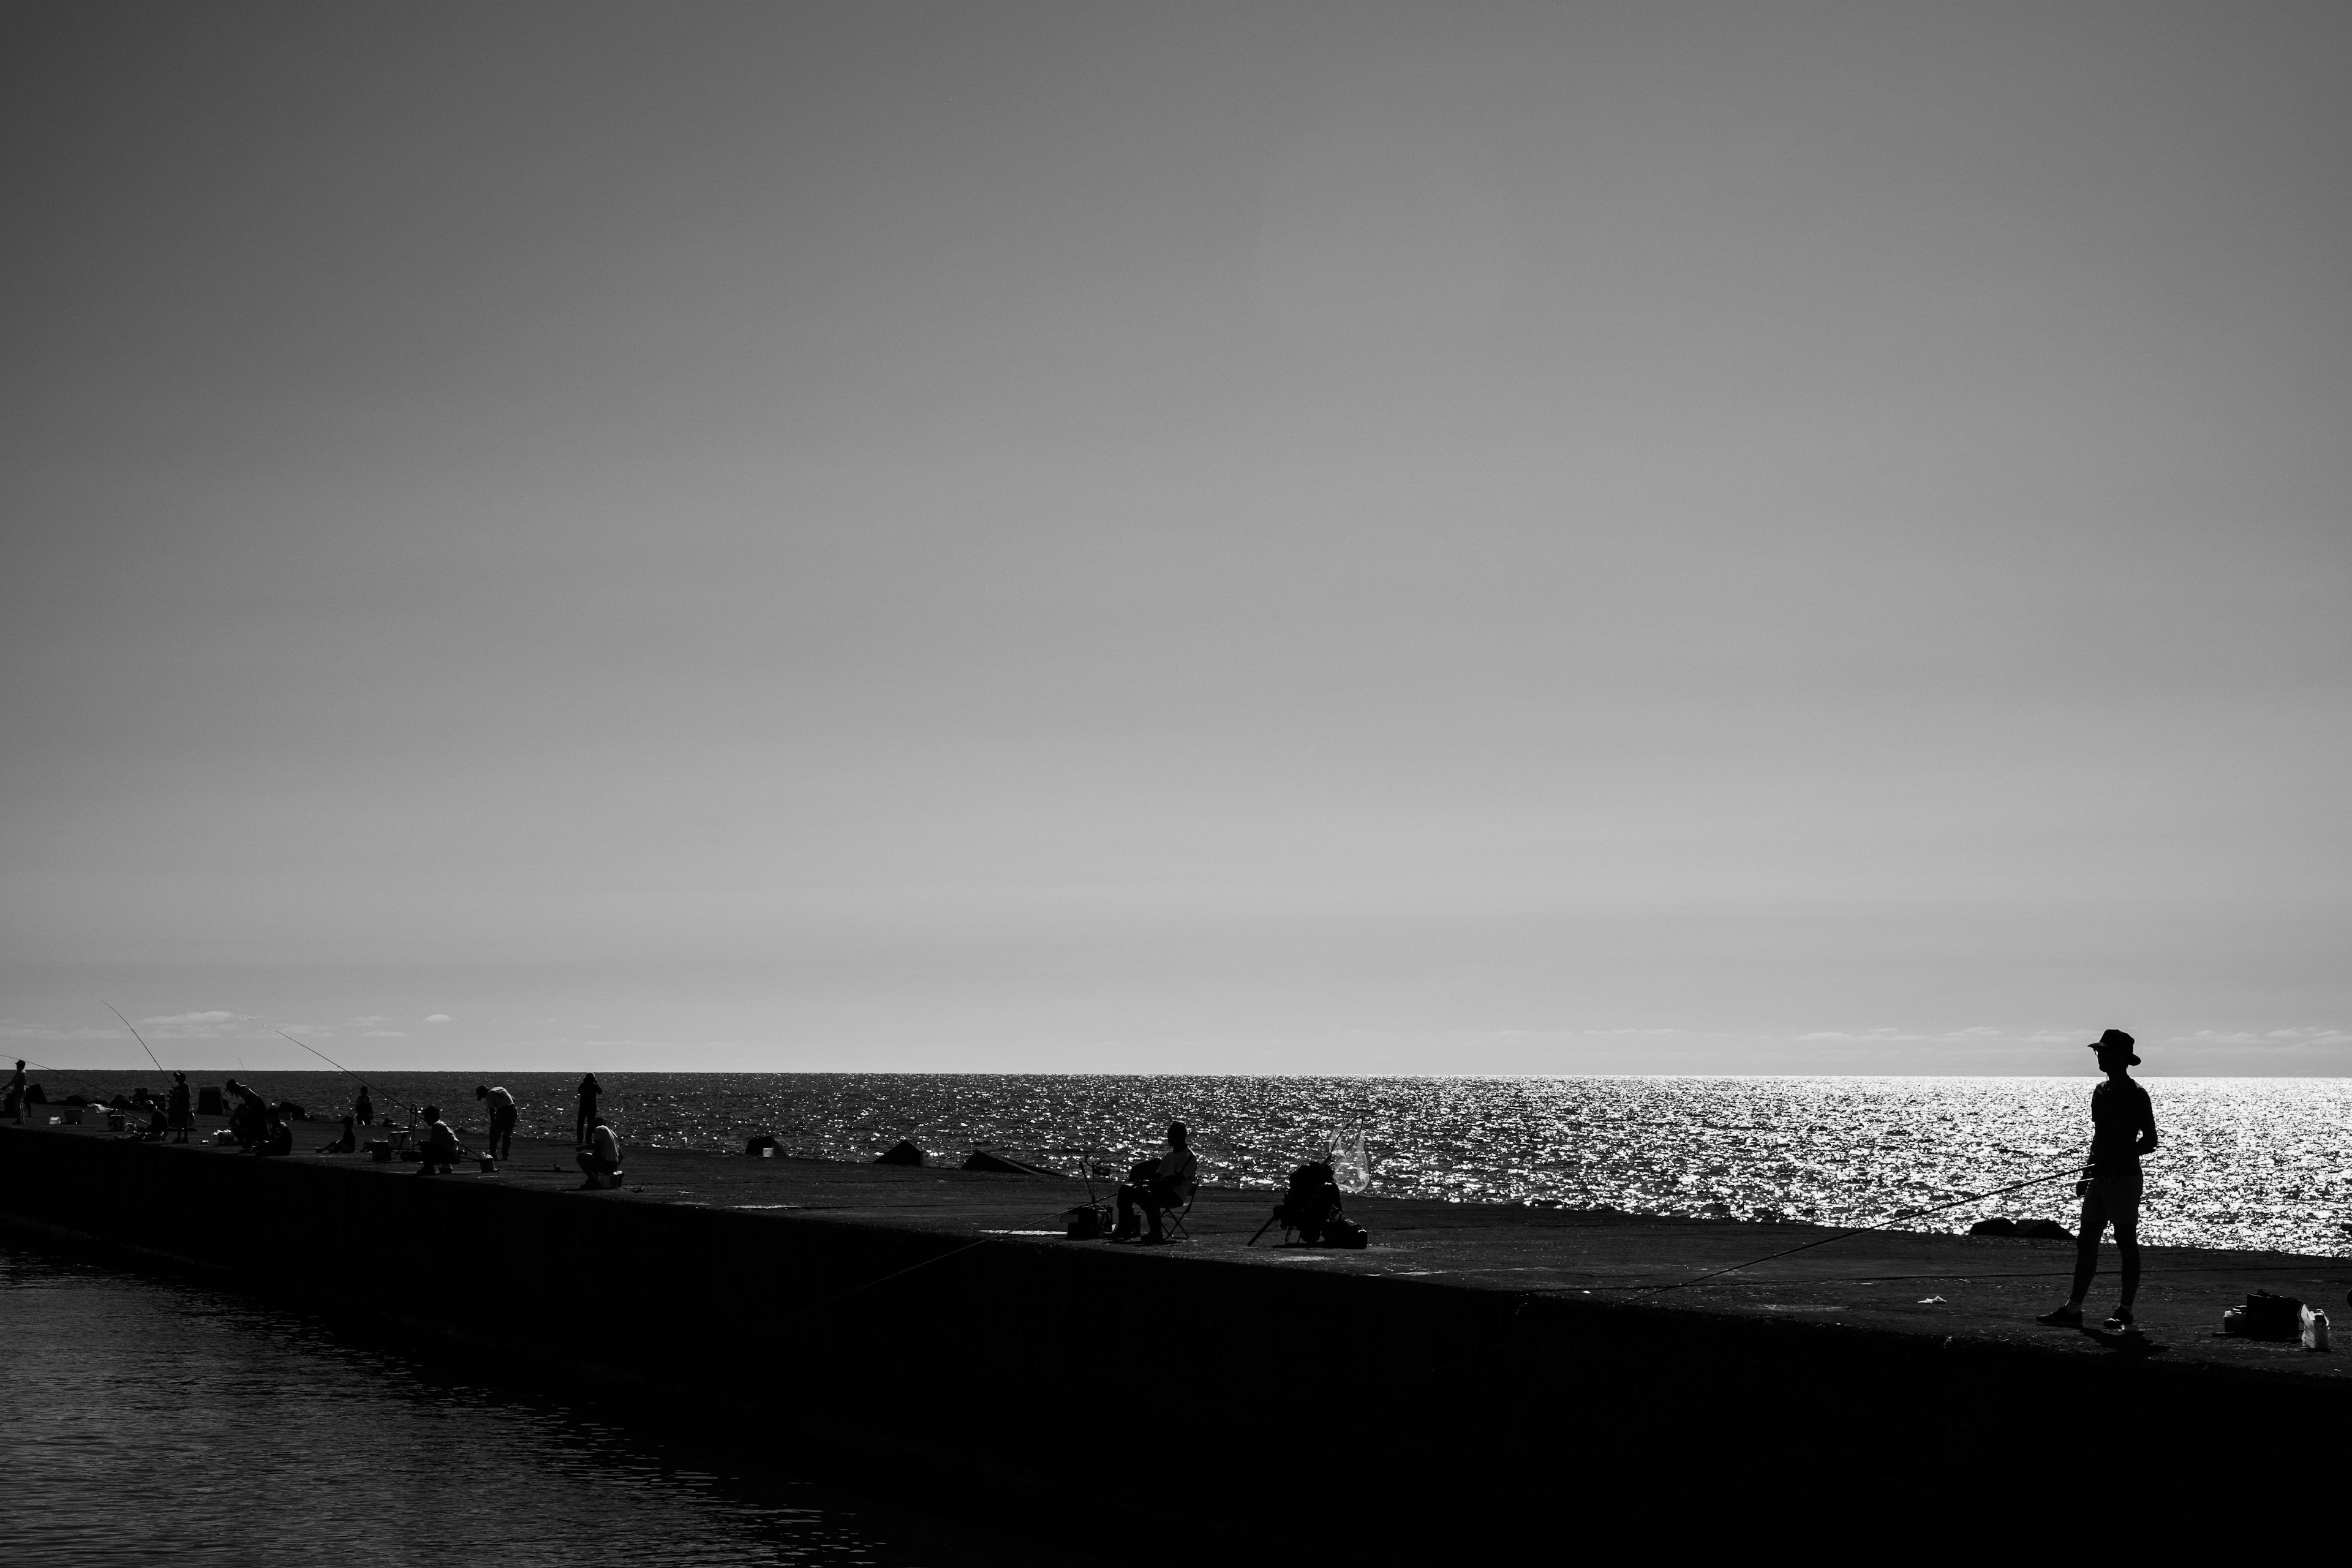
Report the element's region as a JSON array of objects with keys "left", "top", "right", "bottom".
[
  {"left": 1280, "top": 1161, "right": 1344, "bottom": 1245},
  {"left": 2233, "top": 1290, "right": 2305, "bottom": 1341}
]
